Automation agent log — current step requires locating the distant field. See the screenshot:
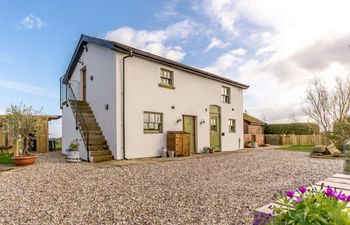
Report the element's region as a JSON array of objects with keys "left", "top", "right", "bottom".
[
  {"left": 0, "top": 153, "right": 13, "bottom": 164},
  {"left": 277, "top": 145, "right": 314, "bottom": 152}
]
